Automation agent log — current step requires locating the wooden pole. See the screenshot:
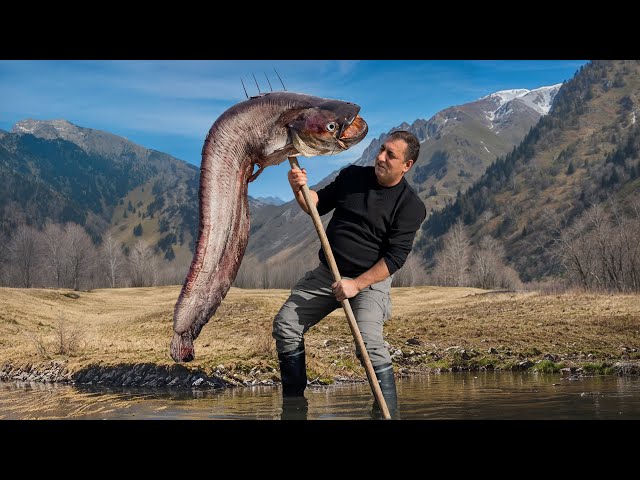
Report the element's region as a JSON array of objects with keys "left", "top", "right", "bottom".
[{"left": 288, "top": 156, "right": 391, "bottom": 420}]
